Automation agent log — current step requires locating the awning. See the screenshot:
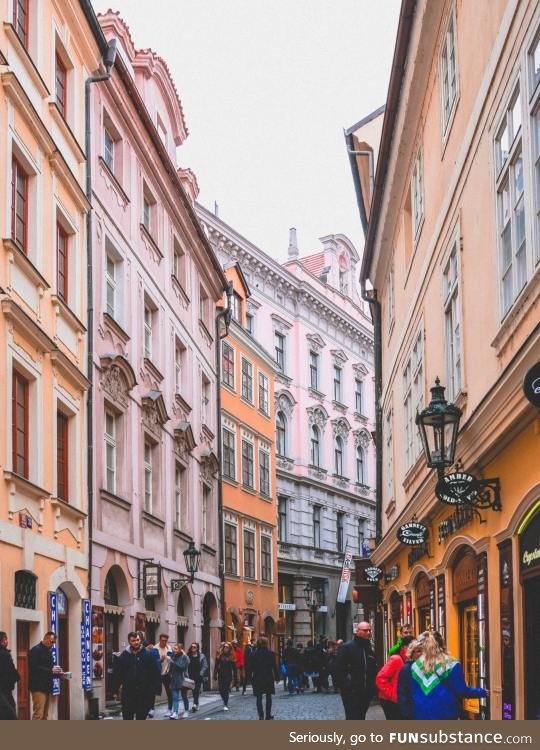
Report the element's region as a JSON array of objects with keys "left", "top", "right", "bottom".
[
  {"left": 103, "top": 604, "right": 124, "bottom": 616},
  {"left": 143, "top": 610, "right": 161, "bottom": 624},
  {"left": 176, "top": 616, "right": 188, "bottom": 627}
]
